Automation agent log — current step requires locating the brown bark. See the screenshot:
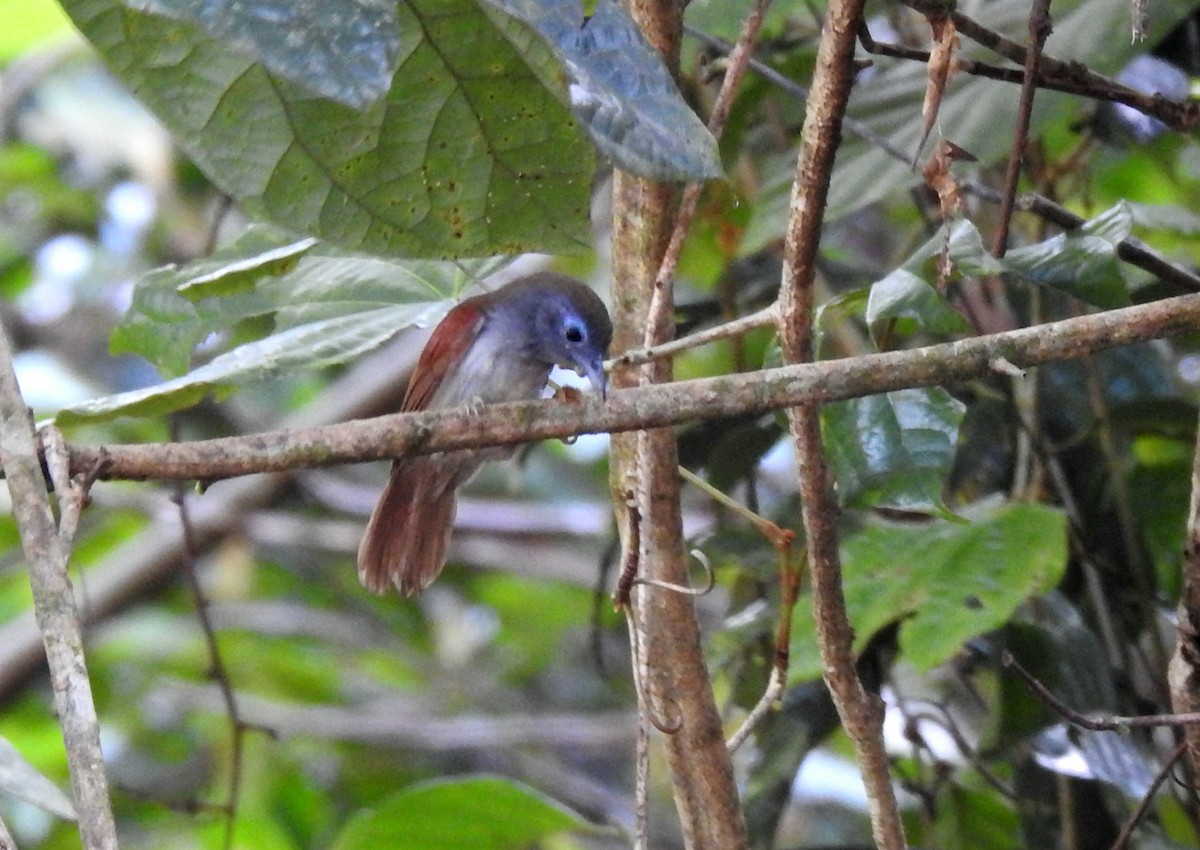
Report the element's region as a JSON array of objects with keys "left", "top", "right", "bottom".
[
  {"left": 775, "top": 0, "right": 907, "bottom": 845},
  {"left": 609, "top": 2, "right": 748, "bottom": 847}
]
